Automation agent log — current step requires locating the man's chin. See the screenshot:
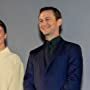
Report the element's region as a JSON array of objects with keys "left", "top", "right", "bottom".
[{"left": 42, "top": 32, "right": 49, "bottom": 36}]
